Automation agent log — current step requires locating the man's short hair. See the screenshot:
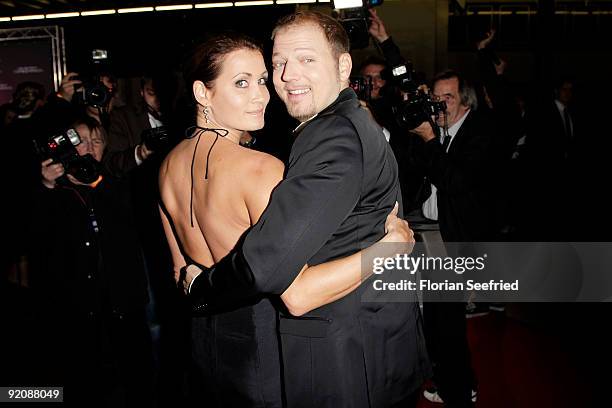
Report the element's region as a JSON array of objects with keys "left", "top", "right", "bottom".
[
  {"left": 360, "top": 56, "right": 387, "bottom": 73},
  {"left": 272, "top": 11, "right": 350, "bottom": 60},
  {"left": 433, "top": 70, "right": 478, "bottom": 111}
]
